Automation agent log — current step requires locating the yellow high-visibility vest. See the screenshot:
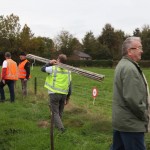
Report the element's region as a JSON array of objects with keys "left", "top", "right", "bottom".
[{"left": 44, "top": 66, "right": 71, "bottom": 94}]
